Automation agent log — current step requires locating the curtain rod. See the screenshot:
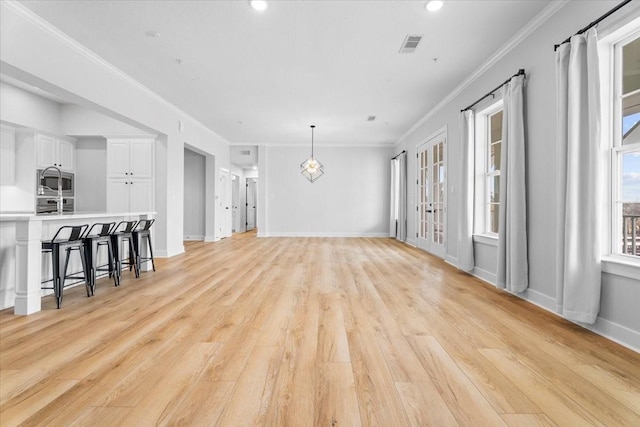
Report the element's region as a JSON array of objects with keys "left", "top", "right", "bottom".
[
  {"left": 461, "top": 69, "right": 525, "bottom": 112},
  {"left": 391, "top": 150, "right": 406, "bottom": 160},
  {"left": 554, "top": 0, "right": 633, "bottom": 51}
]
